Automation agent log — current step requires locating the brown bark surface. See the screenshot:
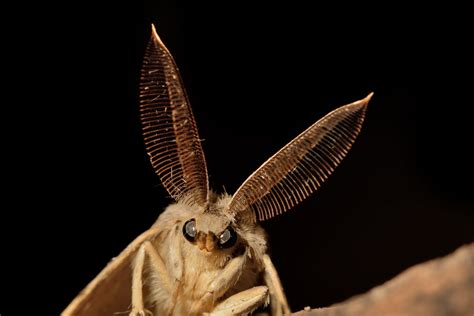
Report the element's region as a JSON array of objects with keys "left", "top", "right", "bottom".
[{"left": 294, "top": 243, "right": 474, "bottom": 316}]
